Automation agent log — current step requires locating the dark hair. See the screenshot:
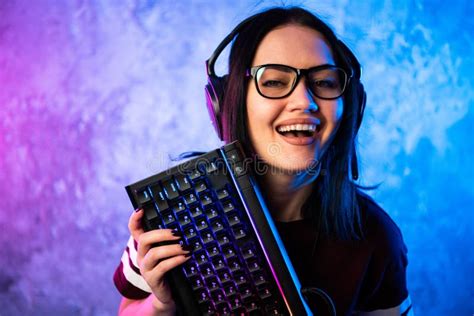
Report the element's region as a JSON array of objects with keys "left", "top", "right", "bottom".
[{"left": 222, "top": 7, "right": 363, "bottom": 240}]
